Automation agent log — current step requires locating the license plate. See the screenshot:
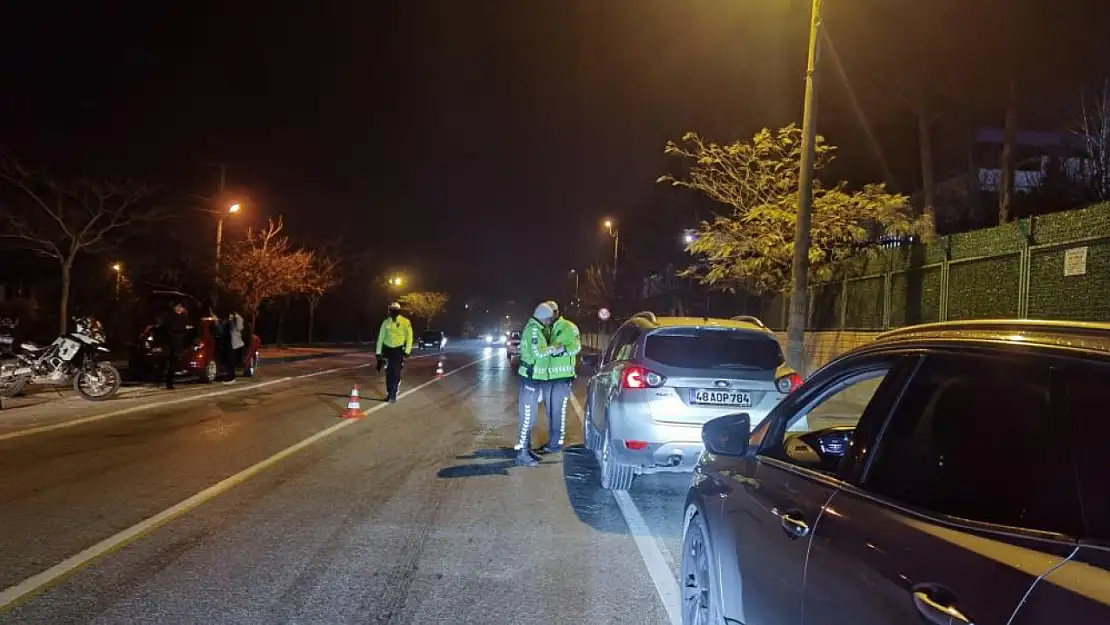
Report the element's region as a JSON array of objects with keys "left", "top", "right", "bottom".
[{"left": 691, "top": 389, "right": 752, "bottom": 407}]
